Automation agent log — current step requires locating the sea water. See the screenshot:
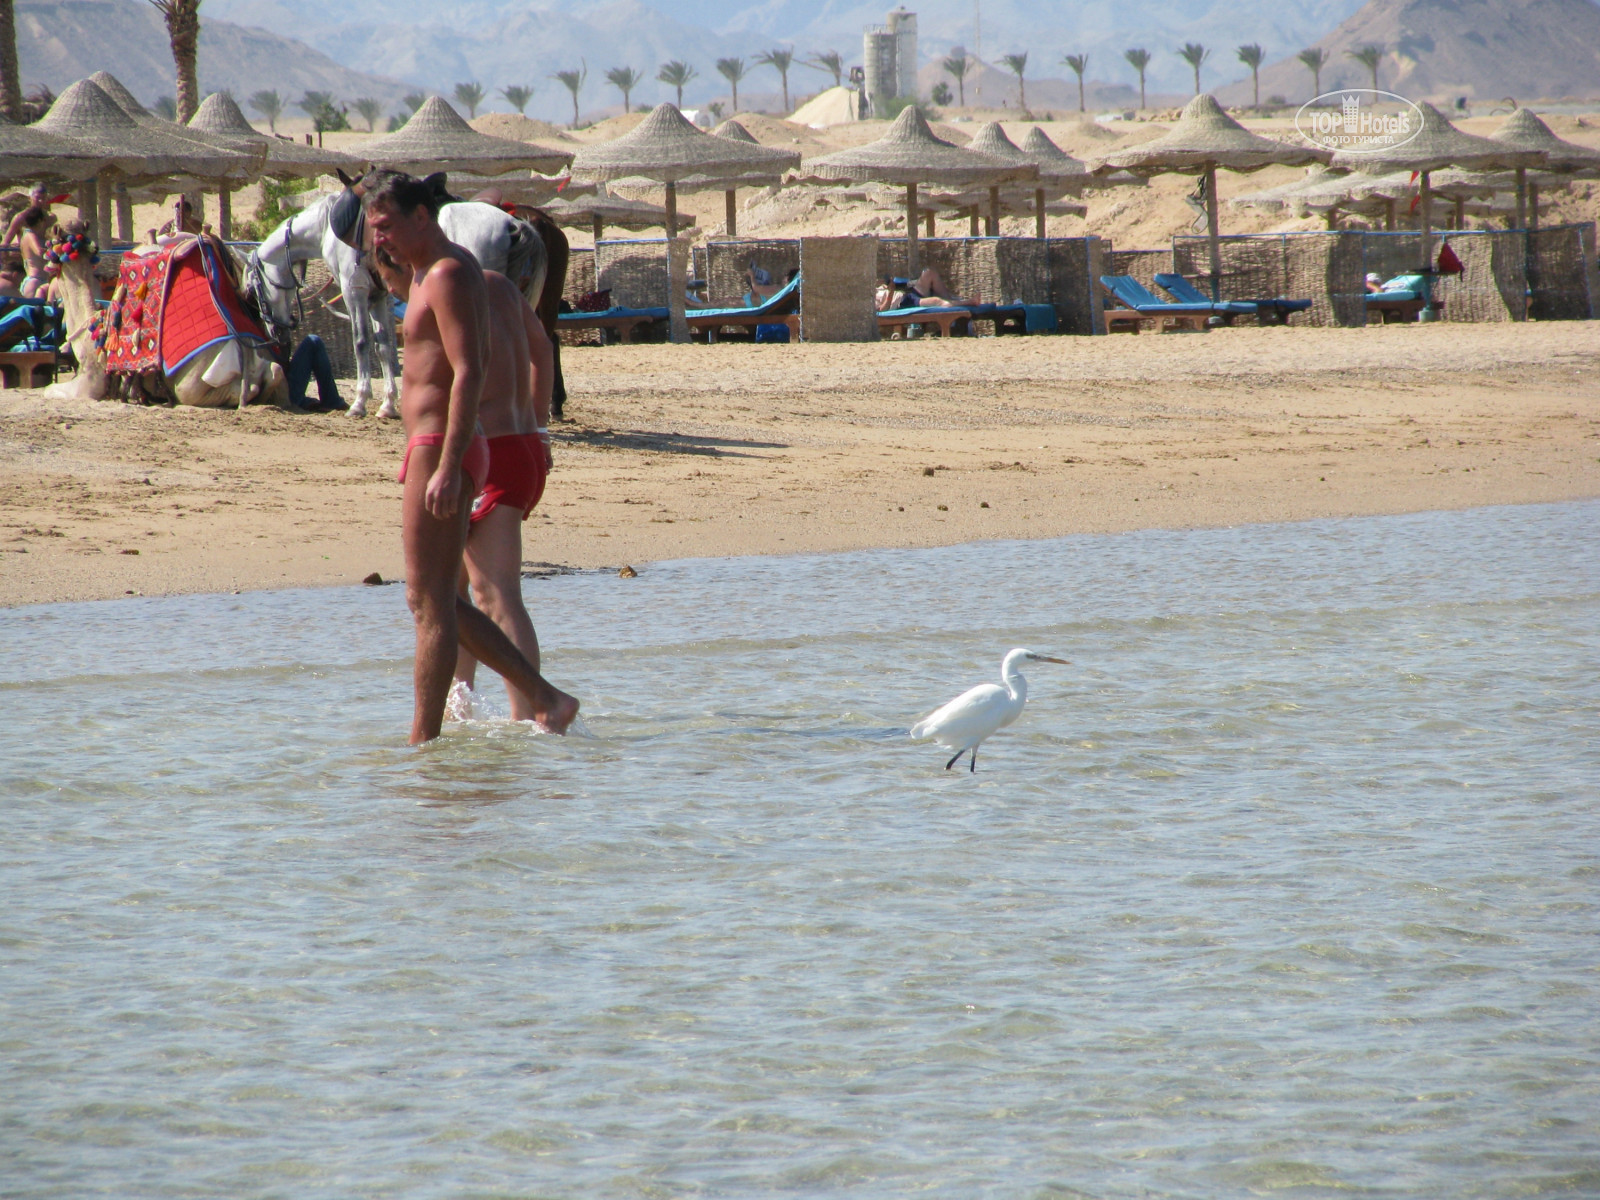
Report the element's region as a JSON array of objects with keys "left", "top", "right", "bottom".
[{"left": 2, "top": 502, "right": 1597, "bottom": 1199}]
